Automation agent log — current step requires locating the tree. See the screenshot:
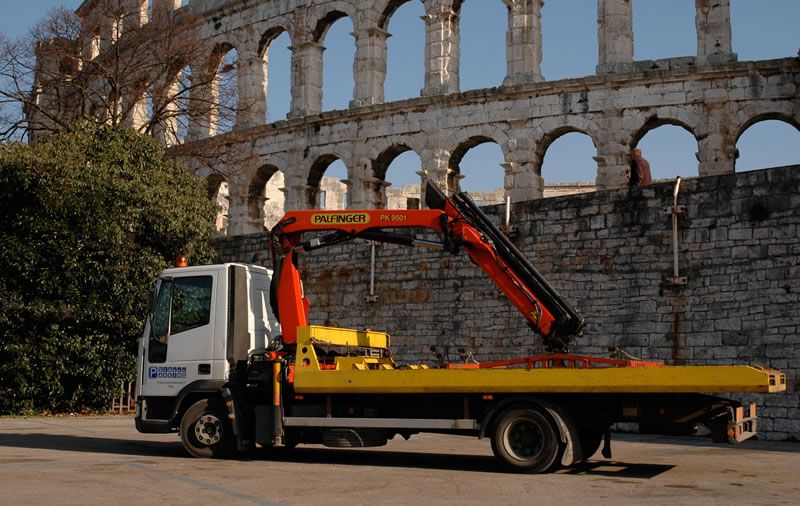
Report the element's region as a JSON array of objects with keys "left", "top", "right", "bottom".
[
  {"left": 0, "top": 1, "right": 241, "bottom": 144},
  {"left": 0, "top": 122, "right": 218, "bottom": 413}
]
